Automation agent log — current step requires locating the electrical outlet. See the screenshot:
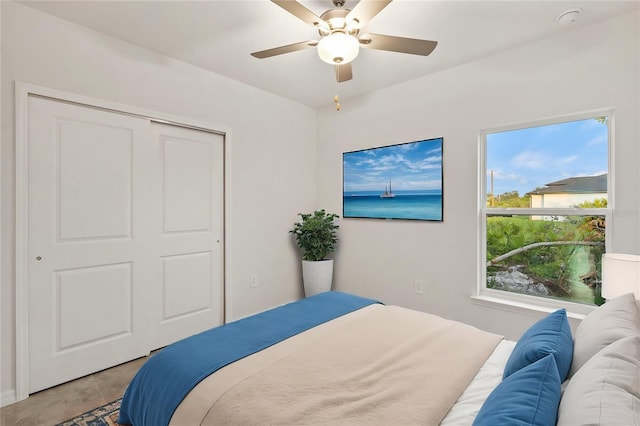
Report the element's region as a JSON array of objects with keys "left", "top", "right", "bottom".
[
  {"left": 414, "top": 279, "right": 425, "bottom": 295},
  {"left": 250, "top": 274, "right": 258, "bottom": 288}
]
